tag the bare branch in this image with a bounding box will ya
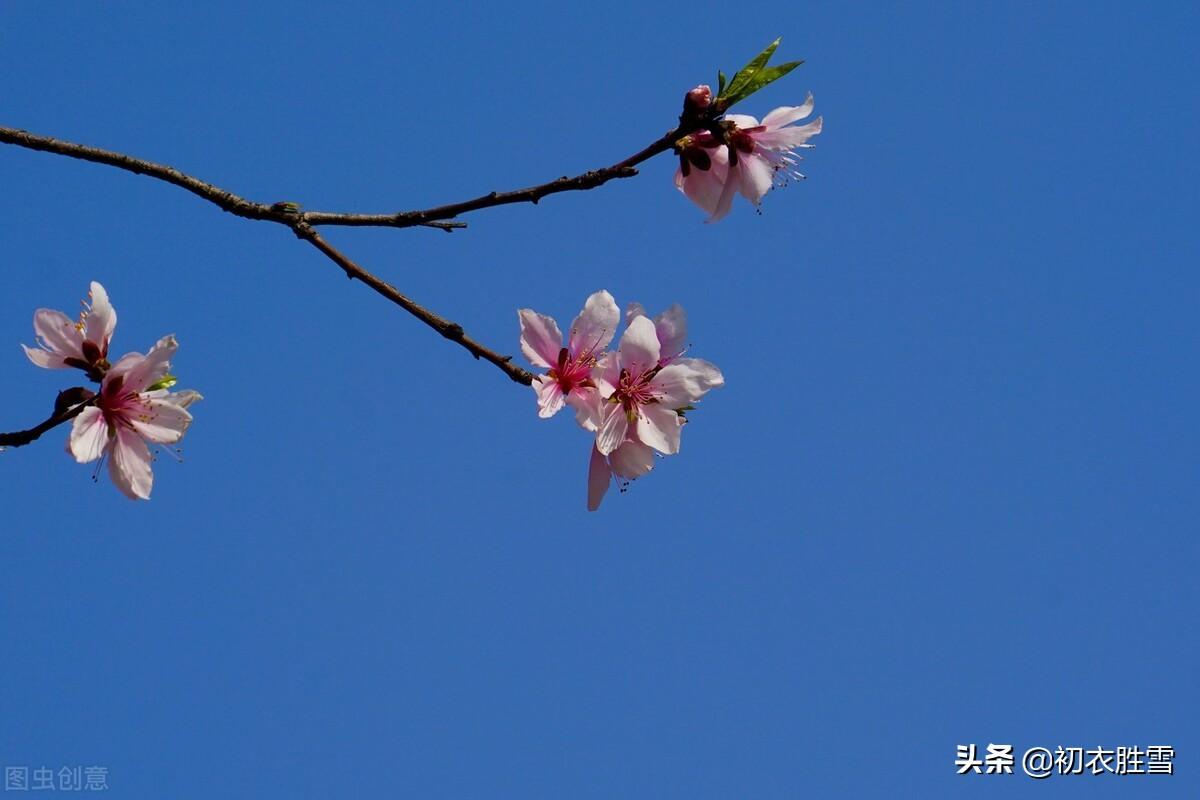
[0,124,684,230]
[291,222,534,386]
[0,391,95,448]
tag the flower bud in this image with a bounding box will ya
[683,84,712,114]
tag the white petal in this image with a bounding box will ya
[84,281,117,351]
[31,309,84,359]
[737,153,775,204]
[636,404,683,455]
[724,113,760,128]
[762,95,815,129]
[595,402,629,456]
[566,386,602,431]
[109,426,153,500]
[654,305,687,361]
[618,316,661,377]
[587,444,611,512]
[22,344,67,369]
[532,376,565,419]
[752,117,823,151]
[651,359,725,407]
[122,335,177,393]
[707,164,740,223]
[568,290,619,355]
[68,406,109,463]
[126,396,193,444]
[517,309,563,369]
[609,439,655,479]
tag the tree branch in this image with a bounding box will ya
[290,221,534,385]
[0,124,684,230]
[0,393,94,448]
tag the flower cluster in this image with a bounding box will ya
[22,282,200,500]
[519,291,723,510]
[675,87,822,222]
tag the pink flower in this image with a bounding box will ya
[22,281,118,377]
[674,94,822,222]
[68,335,201,500]
[519,290,619,421]
[585,314,724,508]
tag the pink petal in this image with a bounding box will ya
[737,153,775,205]
[22,344,68,369]
[677,149,730,218]
[595,402,629,456]
[654,304,688,362]
[624,302,647,325]
[532,375,566,419]
[568,290,619,355]
[618,316,661,377]
[762,96,815,129]
[636,404,683,455]
[724,113,760,128]
[68,406,109,463]
[587,444,611,512]
[83,281,117,351]
[609,439,655,479]
[651,360,725,406]
[126,396,193,444]
[109,426,154,500]
[122,335,177,393]
[565,386,602,431]
[752,117,823,151]
[31,308,84,360]
[517,309,563,369]
[707,164,740,223]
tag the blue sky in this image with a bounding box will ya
[1,2,1196,797]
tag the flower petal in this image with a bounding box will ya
[595,402,628,456]
[609,439,655,479]
[109,425,154,500]
[707,163,740,223]
[31,309,84,360]
[725,113,760,128]
[68,406,109,463]
[636,404,683,455]
[517,309,563,369]
[532,375,565,419]
[737,153,775,205]
[752,117,823,151]
[22,344,68,369]
[566,385,602,431]
[653,304,688,362]
[83,281,117,352]
[651,359,725,407]
[126,396,193,444]
[587,444,611,512]
[568,290,619,355]
[121,335,177,393]
[678,148,730,217]
[762,96,815,129]
[618,316,661,377]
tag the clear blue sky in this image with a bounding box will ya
[1,2,1196,797]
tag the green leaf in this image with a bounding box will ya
[716,38,804,110]
[722,38,781,103]
[717,70,727,96]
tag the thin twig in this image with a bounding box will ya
[291,222,534,385]
[0,125,684,230]
[0,395,94,448]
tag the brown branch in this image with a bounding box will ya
[0,124,685,230]
[0,391,95,448]
[291,222,534,385]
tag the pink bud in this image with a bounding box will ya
[684,84,712,112]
